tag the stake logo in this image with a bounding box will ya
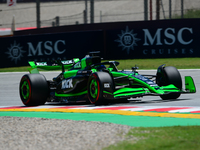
[6,41,26,64]
[115,26,140,54]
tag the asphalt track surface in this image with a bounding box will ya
[0,69,200,127]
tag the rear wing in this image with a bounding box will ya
[28,58,80,74]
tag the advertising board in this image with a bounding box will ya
[1,19,200,68]
[1,30,104,68]
[104,19,198,59]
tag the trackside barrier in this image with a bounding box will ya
[1,19,200,68]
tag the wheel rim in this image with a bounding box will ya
[21,80,31,100]
[89,78,98,99]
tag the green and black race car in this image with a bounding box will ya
[19,51,196,106]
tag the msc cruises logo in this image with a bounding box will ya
[6,41,26,64]
[115,26,140,54]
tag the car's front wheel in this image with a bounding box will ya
[156,66,182,100]
[87,72,113,105]
[19,74,49,106]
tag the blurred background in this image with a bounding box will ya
[1,0,200,29]
[1,0,200,68]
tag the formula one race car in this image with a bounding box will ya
[19,51,196,106]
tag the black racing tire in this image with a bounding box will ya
[87,72,113,105]
[19,74,49,106]
[156,66,182,100]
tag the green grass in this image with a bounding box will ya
[104,126,200,150]
[1,58,200,72]
[173,9,200,19]
[111,58,200,70]
[0,66,30,72]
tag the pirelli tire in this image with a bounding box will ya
[19,74,49,106]
[87,72,113,105]
[156,66,182,100]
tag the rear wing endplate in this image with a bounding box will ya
[28,58,80,74]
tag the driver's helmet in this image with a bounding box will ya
[96,65,106,70]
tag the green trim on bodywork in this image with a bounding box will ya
[111,72,195,98]
[28,61,39,74]
[29,61,37,68]
[28,58,80,73]
[131,77,158,93]
[81,57,87,69]
[73,58,80,63]
[160,84,180,92]
[108,68,113,71]
[113,87,150,98]
[185,76,196,93]
[63,70,78,79]
[112,84,184,98]
[114,88,149,95]
[35,64,73,70]
[55,91,87,97]
[112,72,158,94]
[112,72,166,95]
[91,69,97,73]
[112,72,129,78]
[28,68,39,74]
[103,91,113,95]
[114,91,147,98]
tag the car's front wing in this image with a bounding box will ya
[103,76,196,99]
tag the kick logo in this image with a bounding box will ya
[115,26,140,54]
[61,79,73,89]
[5,41,26,64]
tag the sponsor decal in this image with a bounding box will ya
[142,27,194,55]
[115,26,141,54]
[74,62,81,68]
[6,40,66,64]
[61,79,73,89]
[5,41,26,64]
[36,62,47,66]
[104,83,110,88]
[78,71,88,74]
[115,26,194,56]
[27,40,66,56]
[62,60,73,65]
[143,27,193,46]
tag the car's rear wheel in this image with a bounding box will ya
[87,72,113,105]
[156,66,182,100]
[19,74,49,106]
